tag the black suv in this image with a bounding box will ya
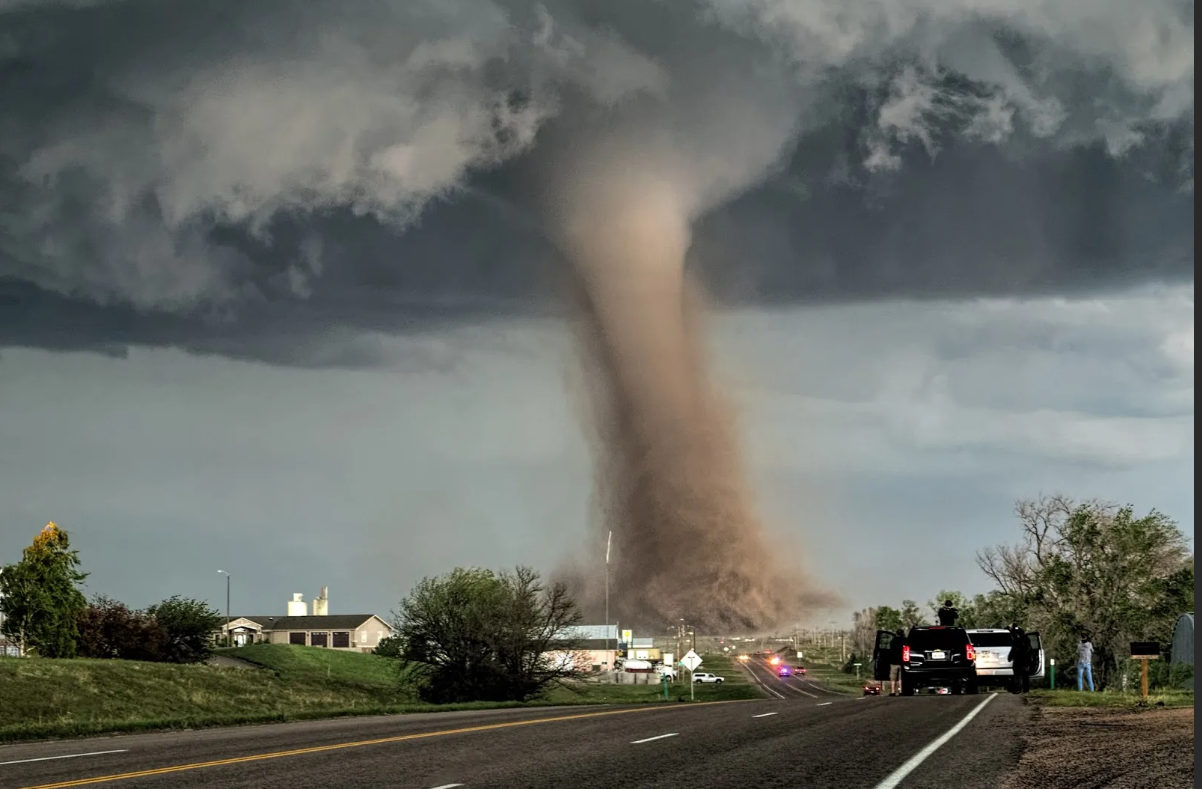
[873,626,978,695]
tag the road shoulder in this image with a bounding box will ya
[1003,703,1194,789]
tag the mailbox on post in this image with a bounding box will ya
[1129,641,1161,702]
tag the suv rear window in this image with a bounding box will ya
[968,632,1013,647]
[908,629,968,650]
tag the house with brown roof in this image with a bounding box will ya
[219,587,393,652]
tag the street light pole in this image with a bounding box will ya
[217,570,230,647]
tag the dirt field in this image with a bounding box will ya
[1004,704,1195,789]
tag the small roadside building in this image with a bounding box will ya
[219,588,393,652]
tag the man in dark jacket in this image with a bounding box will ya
[1008,625,1031,693]
[936,600,959,626]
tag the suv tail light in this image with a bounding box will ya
[965,643,976,662]
[902,645,911,663]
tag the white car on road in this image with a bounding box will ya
[692,672,724,684]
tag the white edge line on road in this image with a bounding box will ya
[743,664,787,700]
[428,784,464,789]
[752,712,778,718]
[817,702,833,707]
[0,749,129,767]
[631,733,679,745]
[871,694,998,789]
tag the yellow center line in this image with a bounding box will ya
[17,700,754,789]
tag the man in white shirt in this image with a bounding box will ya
[1077,636,1095,691]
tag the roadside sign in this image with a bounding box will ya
[681,650,702,672]
[621,629,633,644]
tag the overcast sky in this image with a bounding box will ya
[0,0,1193,628]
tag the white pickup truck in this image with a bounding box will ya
[692,672,724,684]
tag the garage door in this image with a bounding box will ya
[332,632,351,648]
[289,632,306,645]
[311,632,328,648]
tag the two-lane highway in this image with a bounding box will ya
[0,691,1027,789]
[741,655,847,701]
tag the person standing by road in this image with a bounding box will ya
[936,599,959,626]
[1077,635,1095,692]
[1008,625,1031,693]
[889,628,906,696]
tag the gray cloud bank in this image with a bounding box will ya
[0,0,1193,365]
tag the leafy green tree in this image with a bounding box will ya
[147,596,222,664]
[899,600,928,630]
[0,522,88,657]
[874,606,903,632]
[979,496,1193,689]
[372,635,403,658]
[394,566,584,703]
[969,590,1027,629]
[928,590,977,628]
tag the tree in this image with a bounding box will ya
[978,496,1193,689]
[394,566,585,704]
[928,590,977,628]
[372,635,403,658]
[850,608,879,657]
[899,600,927,630]
[0,522,88,658]
[76,596,166,661]
[875,606,903,633]
[969,590,1027,629]
[147,596,222,664]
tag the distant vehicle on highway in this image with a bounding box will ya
[796,667,807,676]
[966,628,1046,692]
[777,665,791,677]
[873,626,979,696]
[693,672,724,684]
[737,654,750,662]
[863,683,881,696]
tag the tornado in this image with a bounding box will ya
[544,146,832,634]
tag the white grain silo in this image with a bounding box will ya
[312,586,329,616]
[287,593,306,616]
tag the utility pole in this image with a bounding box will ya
[605,531,612,670]
[677,619,685,683]
[218,570,231,647]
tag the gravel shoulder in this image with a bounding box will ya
[1004,703,1194,789]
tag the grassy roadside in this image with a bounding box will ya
[1028,688,1195,709]
[790,646,864,696]
[0,647,760,743]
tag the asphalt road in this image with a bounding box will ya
[741,656,849,700]
[0,688,1027,789]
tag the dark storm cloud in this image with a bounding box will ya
[0,0,1193,365]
